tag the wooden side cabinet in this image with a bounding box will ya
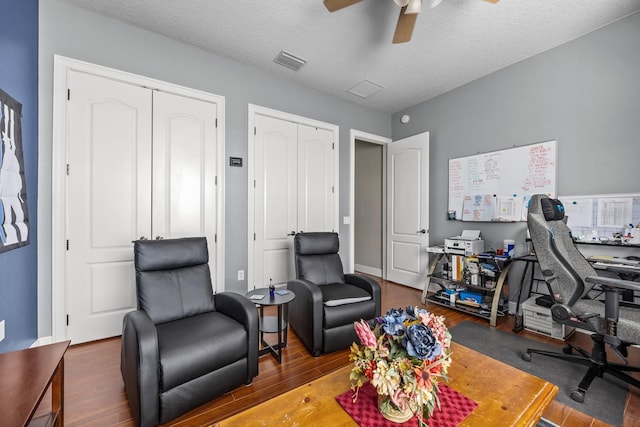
[0,340,70,426]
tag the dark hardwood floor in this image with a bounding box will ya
[36,277,640,426]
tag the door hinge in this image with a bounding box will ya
[254,126,257,135]
[254,233,256,241]
[215,118,218,128]
[67,89,70,100]
[214,233,217,243]
[66,315,69,326]
[332,142,335,150]
[254,179,256,188]
[66,164,70,176]
[66,240,69,250]
[215,176,218,185]
[332,186,335,193]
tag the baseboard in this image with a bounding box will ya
[354,264,382,277]
[31,336,53,347]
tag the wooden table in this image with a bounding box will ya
[214,342,557,426]
[0,340,70,427]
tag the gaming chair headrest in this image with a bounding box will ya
[540,197,565,221]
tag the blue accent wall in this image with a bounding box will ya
[0,0,39,352]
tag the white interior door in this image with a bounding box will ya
[152,91,218,285]
[386,132,430,288]
[297,124,335,233]
[253,115,298,288]
[66,71,152,343]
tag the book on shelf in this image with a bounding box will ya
[451,255,464,282]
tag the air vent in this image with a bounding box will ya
[274,50,307,71]
[346,79,385,99]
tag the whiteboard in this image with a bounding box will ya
[448,140,557,221]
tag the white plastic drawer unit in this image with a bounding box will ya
[522,296,574,341]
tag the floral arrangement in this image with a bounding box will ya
[350,307,452,425]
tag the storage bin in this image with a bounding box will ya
[459,291,482,305]
[522,296,574,341]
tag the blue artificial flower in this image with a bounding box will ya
[381,307,407,337]
[404,324,442,361]
[405,306,427,321]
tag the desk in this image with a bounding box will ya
[213,342,558,426]
[512,254,546,332]
[0,340,70,426]
[246,288,295,364]
[589,257,640,301]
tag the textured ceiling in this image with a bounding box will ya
[60,0,640,113]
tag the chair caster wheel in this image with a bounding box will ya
[562,345,573,355]
[570,389,585,403]
[521,351,532,362]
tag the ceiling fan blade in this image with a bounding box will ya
[323,0,363,12]
[393,6,418,44]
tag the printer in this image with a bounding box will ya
[444,230,485,256]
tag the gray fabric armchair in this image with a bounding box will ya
[287,232,381,356]
[121,237,259,426]
[522,194,640,402]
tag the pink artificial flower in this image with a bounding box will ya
[418,312,449,348]
[354,319,377,349]
[390,388,410,411]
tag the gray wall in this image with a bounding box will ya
[37,1,640,336]
[392,11,640,259]
[37,0,390,337]
[355,140,383,271]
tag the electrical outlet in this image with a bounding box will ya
[0,320,5,342]
[237,270,244,281]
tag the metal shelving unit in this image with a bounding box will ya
[422,252,512,327]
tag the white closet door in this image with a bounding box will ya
[253,115,298,288]
[66,71,152,343]
[297,124,335,233]
[386,132,430,288]
[152,91,218,286]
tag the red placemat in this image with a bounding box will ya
[336,382,478,427]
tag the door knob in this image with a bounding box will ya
[417,229,426,234]
[287,231,296,236]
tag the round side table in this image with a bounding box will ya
[246,288,295,364]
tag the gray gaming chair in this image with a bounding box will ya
[522,194,640,402]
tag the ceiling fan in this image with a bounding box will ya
[323,0,499,44]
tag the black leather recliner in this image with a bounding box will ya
[121,237,259,426]
[287,232,381,356]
